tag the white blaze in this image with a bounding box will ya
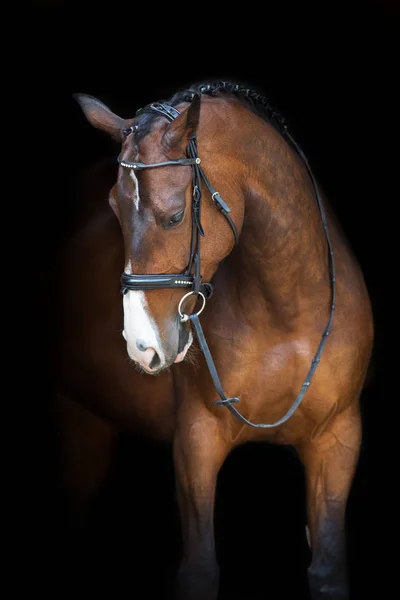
[122,265,165,369]
[120,167,193,369]
[121,173,163,369]
[129,170,140,211]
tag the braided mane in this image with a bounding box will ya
[133,80,288,143]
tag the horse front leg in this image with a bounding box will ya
[298,403,362,599]
[173,407,230,600]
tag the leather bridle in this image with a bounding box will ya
[119,101,238,303]
[117,97,336,429]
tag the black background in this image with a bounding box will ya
[18,2,394,598]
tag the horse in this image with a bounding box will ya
[51,80,374,599]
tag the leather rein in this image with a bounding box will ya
[118,99,336,428]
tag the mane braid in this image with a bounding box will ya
[133,80,288,143]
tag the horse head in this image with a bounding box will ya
[74,92,243,373]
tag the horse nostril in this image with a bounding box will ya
[136,340,147,352]
[135,340,161,370]
[149,351,161,370]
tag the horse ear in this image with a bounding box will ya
[73,94,128,142]
[161,94,201,155]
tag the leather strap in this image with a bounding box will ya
[120,272,214,298]
[118,157,199,170]
[189,314,239,407]
[136,102,181,121]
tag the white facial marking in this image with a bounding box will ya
[129,170,140,212]
[122,264,165,370]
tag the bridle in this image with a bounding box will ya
[117,96,336,429]
[119,101,238,304]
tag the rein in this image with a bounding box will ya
[118,99,336,428]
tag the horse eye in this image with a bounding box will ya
[167,210,185,227]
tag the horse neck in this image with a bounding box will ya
[227,116,331,321]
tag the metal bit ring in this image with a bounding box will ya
[178,291,206,323]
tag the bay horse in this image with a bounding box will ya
[52,81,373,599]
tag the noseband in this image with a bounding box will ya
[119,102,238,302]
[117,98,336,429]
